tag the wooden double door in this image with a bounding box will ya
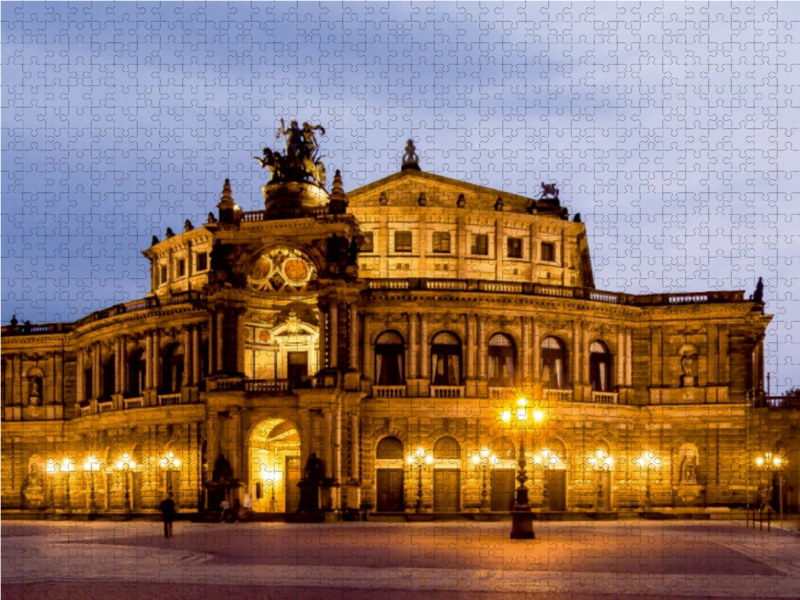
[490,469,516,511]
[434,469,461,512]
[546,470,567,511]
[376,469,405,512]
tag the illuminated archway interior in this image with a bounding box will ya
[249,418,301,512]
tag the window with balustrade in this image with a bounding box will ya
[589,341,613,392]
[375,331,405,386]
[541,336,569,389]
[101,358,115,399]
[161,343,185,394]
[431,331,463,386]
[488,333,516,386]
[127,348,146,397]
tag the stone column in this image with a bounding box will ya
[54,352,63,405]
[206,413,219,473]
[318,307,328,371]
[572,323,581,387]
[236,309,246,376]
[582,323,590,385]
[719,328,730,383]
[409,313,418,379]
[466,314,475,379]
[215,309,224,374]
[478,317,487,379]
[299,410,312,467]
[191,325,201,385]
[324,409,334,479]
[521,317,530,385]
[329,303,338,368]
[495,217,504,280]
[349,413,360,482]
[333,405,343,483]
[533,320,541,383]
[625,330,633,387]
[145,332,154,390]
[15,354,22,404]
[349,305,359,370]
[114,337,122,394]
[708,325,719,384]
[457,215,467,278]
[182,327,192,387]
[77,350,85,402]
[418,212,427,279]
[92,343,101,398]
[650,327,662,387]
[379,215,389,278]
[229,408,243,485]
[153,329,162,391]
[420,315,429,379]
[617,330,625,387]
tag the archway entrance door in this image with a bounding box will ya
[490,469,516,511]
[546,470,567,511]
[375,437,406,512]
[249,418,301,513]
[433,437,461,512]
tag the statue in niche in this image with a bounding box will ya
[680,352,698,387]
[680,454,698,485]
[212,453,233,482]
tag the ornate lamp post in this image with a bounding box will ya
[755,452,787,525]
[505,398,543,539]
[62,458,74,514]
[45,459,58,511]
[407,449,432,513]
[116,453,136,515]
[636,451,660,510]
[588,450,613,512]
[472,449,495,512]
[160,451,181,495]
[84,455,101,514]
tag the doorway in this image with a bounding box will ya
[596,470,611,511]
[546,470,567,511]
[249,418,301,513]
[287,352,308,387]
[433,469,460,512]
[377,468,405,512]
[490,469,516,511]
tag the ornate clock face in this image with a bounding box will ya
[248,248,315,292]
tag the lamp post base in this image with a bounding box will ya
[510,511,535,539]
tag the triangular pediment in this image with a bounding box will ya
[346,169,538,213]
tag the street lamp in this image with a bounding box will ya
[472,449,495,512]
[755,452,787,524]
[84,455,101,514]
[407,448,432,513]
[45,459,58,511]
[506,397,542,539]
[636,451,661,510]
[116,452,136,515]
[62,457,75,514]
[588,450,613,512]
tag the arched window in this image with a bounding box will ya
[376,436,404,460]
[542,336,568,389]
[102,357,115,399]
[431,332,462,386]
[488,436,516,461]
[589,341,613,392]
[488,333,516,386]
[127,348,146,397]
[161,344,185,394]
[434,436,460,459]
[375,331,405,386]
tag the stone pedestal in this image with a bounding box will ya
[674,484,705,506]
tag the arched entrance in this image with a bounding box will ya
[433,436,461,512]
[249,418,301,513]
[375,436,405,512]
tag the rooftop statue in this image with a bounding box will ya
[254,118,327,187]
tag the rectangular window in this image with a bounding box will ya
[361,231,375,253]
[196,252,208,272]
[432,231,451,253]
[471,233,489,255]
[178,259,186,277]
[541,242,556,262]
[394,230,412,253]
[507,237,523,259]
[159,266,168,286]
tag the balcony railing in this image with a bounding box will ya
[373,385,407,398]
[543,388,574,402]
[365,278,748,307]
[158,393,182,406]
[488,386,517,400]
[591,391,618,404]
[431,385,464,399]
[244,379,290,393]
[761,396,800,409]
[123,397,144,410]
[97,400,113,413]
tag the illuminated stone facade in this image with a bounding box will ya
[1,144,792,518]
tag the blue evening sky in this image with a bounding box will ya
[3,2,800,391]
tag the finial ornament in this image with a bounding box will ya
[401,139,420,171]
[254,118,327,187]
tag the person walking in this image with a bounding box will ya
[159,492,176,538]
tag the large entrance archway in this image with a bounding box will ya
[249,418,301,513]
